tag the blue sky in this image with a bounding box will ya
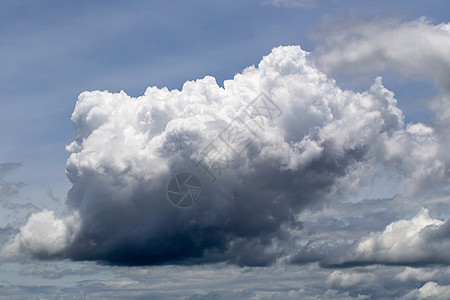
[1,0,450,298]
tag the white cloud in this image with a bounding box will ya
[331,209,450,266]
[380,122,447,193]
[402,281,450,300]
[1,209,80,259]
[395,267,438,282]
[326,270,375,290]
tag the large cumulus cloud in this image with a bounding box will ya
[2,45,445,266]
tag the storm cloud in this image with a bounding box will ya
[3,43,447,267]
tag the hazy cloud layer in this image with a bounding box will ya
[268,0,316,8]
[1,261,449,299]
[0,163,23,199]
[315,18,450,90]
[315,17,450,129]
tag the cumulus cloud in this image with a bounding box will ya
[380,123,447,192]
[402,281,450,300]
[2,42,448,267]
[0,209,80,260]
[328,209,450,266]
[60,45,417,266]
[326,270,375,290]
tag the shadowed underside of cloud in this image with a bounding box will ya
[2,33,449,266]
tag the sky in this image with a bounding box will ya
[1,0,450,298]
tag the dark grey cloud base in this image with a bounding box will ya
[65,148,367,266]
